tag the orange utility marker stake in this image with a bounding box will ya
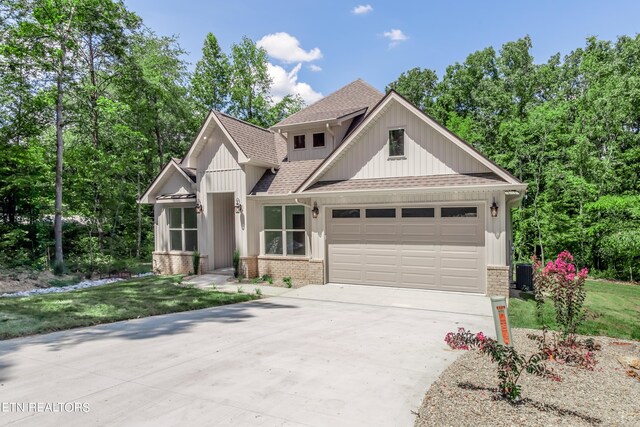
[490,296,512,346]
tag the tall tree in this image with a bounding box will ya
[191,32,229,115]
[228,36,272,126]
[385,67,438,113]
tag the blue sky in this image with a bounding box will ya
[125,0,640,104]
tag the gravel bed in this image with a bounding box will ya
[0,272,155,298]
[415,328,640,426]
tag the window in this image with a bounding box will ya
[365,208,396,218]
[332,209,360,218]
[313,132,325,148]
[169,207,198,251]
[441,207,478,218]
[293,134,306,149]
[263,205,306,256]
[402,207,434,218]
[389,128,405,157]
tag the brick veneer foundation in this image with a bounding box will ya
[487,265,510,298]
[153,252,208,275]
[239,256,258,278]
[253,256,324,284]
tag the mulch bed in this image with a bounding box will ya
[415,328,640,426]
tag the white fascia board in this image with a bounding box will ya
[138,159,194,204]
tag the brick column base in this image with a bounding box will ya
[239,256,258,278]
[487,265,510,298]
[153,252,209,275]
[257,256,324,285]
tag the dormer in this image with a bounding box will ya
[271,79,383,162]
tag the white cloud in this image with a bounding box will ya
[267,63,323,105]
[308,64,322,72]
[352,4,373,15]
[382,29,408,47]
[257,32,322,63]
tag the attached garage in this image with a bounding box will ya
[327,205,485,293]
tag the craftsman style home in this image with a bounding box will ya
[140,79,526,297]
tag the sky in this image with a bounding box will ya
[124,0,640,104]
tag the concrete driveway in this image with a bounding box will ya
[0,284,494,426]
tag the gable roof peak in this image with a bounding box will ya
[272,78,384,128]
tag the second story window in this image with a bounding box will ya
[294,134,306,149]
[389,128,405,157]
[313,132,325,148]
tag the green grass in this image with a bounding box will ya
[0,275,257,340]
[509,280,640,340]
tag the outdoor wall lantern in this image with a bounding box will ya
[490,200,499,218]
[234,198,243,214]
[312,202,320,219]
[195,200,203,214]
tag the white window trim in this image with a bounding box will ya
[263,205,307,256]
[388,126,406,159]
[293,134,306,150]
[312,132,326,149]
[168,207,197,252]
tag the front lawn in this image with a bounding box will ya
[509,280,640,340]
[0,275,257,340]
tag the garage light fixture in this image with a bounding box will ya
[234,198,243,214]
[490,200,499,218]
[312,202,320,219]
[195,200,203,214]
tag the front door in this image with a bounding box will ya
[212,192,236,269]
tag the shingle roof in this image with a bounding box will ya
[303,173,506,193]
[213,111,286,165]
[250,159,324,195]
[273,79,384,128]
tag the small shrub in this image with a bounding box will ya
[255,288,262,296]
[48,276,82,287]
[233,249,240,278]
[237,274,244,283]
[237,286,244,294]
[251,277,262,284]
[533,251,588,340]
[261,274,273,285]
[445,328,558,403]
[192,251,201,275]
[52,260,66,276]
[527,329,600,370]
[283,276,292,288]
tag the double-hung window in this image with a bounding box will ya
[264,205,306,256]
[169,207,197,251]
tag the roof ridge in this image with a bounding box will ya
[213,110,273,134]
[355,78,384,96]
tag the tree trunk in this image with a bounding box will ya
[136,171,142,259]
[54,44,66,267]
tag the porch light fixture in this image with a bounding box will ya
[234,198,243,214]
[195,200,203,214]
[490,200,499,218]
[312,202,319,219]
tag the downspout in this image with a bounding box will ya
[326,123,335,150]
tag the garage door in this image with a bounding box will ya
[327,205,485,293]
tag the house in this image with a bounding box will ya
[139,79,526,297]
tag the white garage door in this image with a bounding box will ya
[327,205,485,293]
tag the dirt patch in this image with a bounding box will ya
[415,328,640,426]
[0,268,56,294]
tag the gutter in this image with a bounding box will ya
[247,183,529,199]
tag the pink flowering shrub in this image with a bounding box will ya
[444,328,558,403]
[533,251,588,341]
